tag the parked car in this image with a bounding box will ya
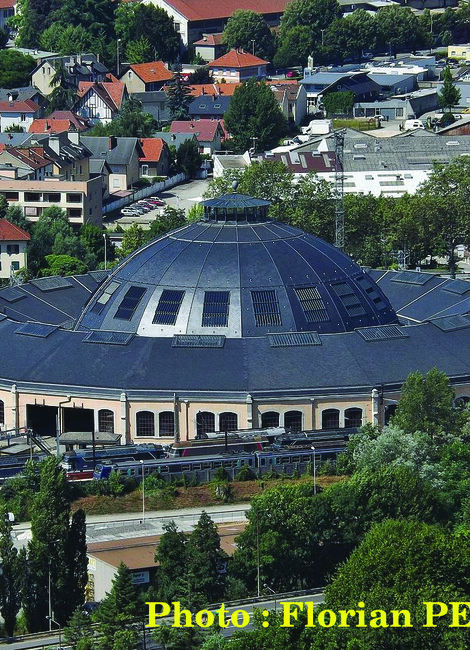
[121,208,140,216]
[149,196,165,206]
[131,204,149,213]
[137,201,154,209]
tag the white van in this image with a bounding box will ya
[404,119,425,131]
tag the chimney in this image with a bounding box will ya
[7,93,13,102]
[49,134,60,155]
[69,131,80,145]
[108,135,117,150]
[202,87,205,94]
[44,121,49,131]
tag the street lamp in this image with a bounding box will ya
[46,616,62,650]
[116,38,122,78]
[103,232,107,271]
[311,446,316,495]
[264,583,277,613]
[140,459,145,523]
[251,39,255,56]
[48,539,60,631]
[321,29,326,46]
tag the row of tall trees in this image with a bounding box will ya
[0,458,87,635]
[206,156,470,273]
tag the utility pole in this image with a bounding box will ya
[334,129,346,251]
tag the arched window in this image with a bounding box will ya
[159,411,174,437]
[284,410,303,432]
[98,409,114,433]
[196,411,215,437]
[219,412,238,432]
[322,409,339,430]
[136,411,155,437]
[344,408,363,429]
[455,396,470,409]
[261,411,280,428]
[0,399,4,425]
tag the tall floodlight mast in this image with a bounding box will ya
[334,129,346,250]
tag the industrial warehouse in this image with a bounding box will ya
[0,192,469,447]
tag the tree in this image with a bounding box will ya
[279,0,341,39]
[13,0,57,47]
[177,139,202,177]
[125,36,154,64]
[94,562,140,650]
[118,223,147,260]
[187,67,213,85]
[392,368,457,440]
[0,505,21,637]
[322,90,355,116]
[376,5,421,57]
[80,223,109,269]
[22,457,77,630]
[115,2,179,64]
[167,66,192,121]
[186,511,227,607]
[222,10,275,60]
[63,606,94,649]
[154,521,188,603]
[438,65,461,112]
[321,519,470,649]
[89,98,157,138]
[0,50,36,88]
[417,157,470,277]
[39,254,88,277]
[224,79,287,153]
[148,205,186,238]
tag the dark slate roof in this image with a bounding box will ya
[81,137,141,165]
[188,95,231,117]
[77,219,397,337]
[131,91,171,124]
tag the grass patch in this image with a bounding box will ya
[333,118,379,131]
[71,475,345,516]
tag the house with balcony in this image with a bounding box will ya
[0,218,30,278]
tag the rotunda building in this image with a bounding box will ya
[0,193,468,444]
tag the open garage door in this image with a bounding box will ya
[26,404,58,437]
[63,407,94,433]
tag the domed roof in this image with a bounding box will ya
[78,195,397,338]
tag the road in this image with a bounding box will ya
[1,592,325,650]
[12,503,250,548]
[160,177,210,214]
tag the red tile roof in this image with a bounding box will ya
[139,138,166,162]
[170,119,224,142]
[209,50,269,69]
[4,145,52,170]
[189,83,240,97]
[160,0,288,21]
[29,111,93,134]
[128,61,173,84]
[193,33,224,46]
[0,219,30,242]
[0,99,40,114]
[0,0,15,8]
[77,80,125,110]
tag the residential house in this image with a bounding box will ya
[169,120,225,154]
[82,136,143,196]
[0,99,41,132]
[0,132,102,226]
[0,218,29,278]
[299,70,381,114]
[193,33,226,62]
[448,44,470,61]
[0,0,15,33]
[188,94,231,120]
[31,54,109,97]
[208,50,268,84]
[130,91,171,125]
[74,80,127,125]
[269,82,307,127]
[138,138,171,178]
[141,0,288,48]
[152,131,199,152]
[188,83,240,98]
[0,87,47,111]
[29,111,93,135]
[120,61,173,93]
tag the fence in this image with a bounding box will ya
[102,172,187,216]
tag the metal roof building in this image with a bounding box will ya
[1,194,470,443]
